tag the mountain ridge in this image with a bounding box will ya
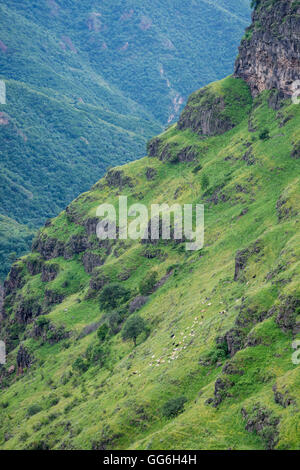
[0,0,251,279]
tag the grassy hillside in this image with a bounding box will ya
[0,0,250,279]
[0,215,35,280]
[0,76,299,450]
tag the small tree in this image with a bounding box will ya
[162,396,187,419]
[97,323,109,342]
[122,315,147,347]
[99,283,131,311]
[201,174,209,190]
[72,357,88,374]
[259,128,270,140]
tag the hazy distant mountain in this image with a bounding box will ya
[0,0,250,278]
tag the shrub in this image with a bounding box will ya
[139,271,158,295]
[97,324,110,342]
[72,357,89,374]
[122,315,147,347]
[192,164,202,174]
[162,396,187,419]
[99,283,131,311]
[46,395,59,408]
[259,128,270,140]
[201,174,210,190]
[86,344,108,367]
[27,404,43,417]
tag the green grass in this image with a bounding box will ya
[0,77,299,450]
[0,0,251,279]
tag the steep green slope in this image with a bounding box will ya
[0,0,250,279]
[0,76,299,450]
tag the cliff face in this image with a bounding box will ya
[234,0,300,97]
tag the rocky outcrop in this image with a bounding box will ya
[32,320,69,345]
[147,139,197,163]
[234,0,300,98]
[4,264,25,297]
[273,384,295,408]
[212,376,234,407]
[64,234,88,259]
[16,345,32,374]
[216,328,245,358]
[106,169,133,189]
[222,362,244,376]
[145,167,157,180]
[84,217,100,237]
[89,271,109,293]
[291,142,300,160]
[177,88,234,136]
[41,263,59,282]
[129,296,149,314]
[32,235,65,260]
[44,290,64,307]
[147,137,161,158]
[242,148,256,166]
[274,295,300,333]
[176,76,252,137]
[26,257,44,276]
[82,252,104,274]
[234,240,262,281]
[241,403,280,450]
[15,297,43,324]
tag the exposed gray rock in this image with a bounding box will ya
[275,295,300,333]
[32,234,65,260]
[106,169,133,188]
[44,290,64,307]
[222,362,244,376]
[84,217,100,237]
[82,252,104,274]
[216,328,245,358]
[234,1,300,98]
[268,89,285,111]
[242,148,256,166]
[177,88,234,136]
[15,297,43,324]
[145,167,157,180]
[89,271,109,292]
[147,137,162,158]
[17,345,32,374]
[212,376,234,407]
[129,296,149,314]
[273,384,295,408]
[26,257,44,276]
[64,234,88,259]
[4,264,25,297]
